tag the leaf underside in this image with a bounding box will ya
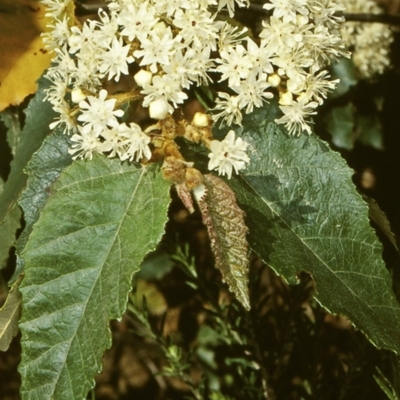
[217,99,400,354]
[195,174,250,310]
[19,157,171,400]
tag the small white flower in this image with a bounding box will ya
[208,130,250,179]
[49,100,77,134]
[42,0,72,18]
[133,27,176,73]
[141,74,187,109]
[44,73,68,106]
[233,72,273,114]
[98,36,134,82]
[173,7,218,50]
[119,123,152,162]
[212,92,243,127]
[117,2,158,42]
[101,126,128,159]
[216,44,252,87]
[275,98,318,135]
[218,22,248,51]
[42,15,71,50]
[68,21,99,55]
[217,0,249,17]
[78,89,124,136]
[68,129,102,160]
[263,0,308,24]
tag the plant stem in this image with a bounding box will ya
[247,3,400,25]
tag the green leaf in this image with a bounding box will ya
[19,157,171,400]
[0,107,22,156]
[0,274,22,351]
[222,100,400,354]
[357,113,384,150]
[11,129,72,282]
[325,103,355,150]
[0,75,55,225]
[194,174,250,310]
[366,196,398,251]
[329,57,358,99]
[0,177,21,269]
[138,248,175,281]
[374,367,399,400]
[16,129,72,254]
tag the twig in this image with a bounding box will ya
[74,0,400,25]
[338,12,400,24]
[247,3,400,25]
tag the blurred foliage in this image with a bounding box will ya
[318,58,385,151]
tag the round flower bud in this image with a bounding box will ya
[279,91,293,106]
[153,21,167,36]
[149,98,169,120]
[71,88,86,103]
[192,112,211,128]
[277,68,285,76]
[134,70,152,88]
[268,74,281,87]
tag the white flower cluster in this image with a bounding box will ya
[250,0,349,135]
[41,0,347,174]
[337,0,393,80]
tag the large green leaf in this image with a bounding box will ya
[19,157,171,400]
[221,100,400,353]
[0,75,55,225]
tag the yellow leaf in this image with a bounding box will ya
[0,0,53,111]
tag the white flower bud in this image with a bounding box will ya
[192,112,211,128]
[296,14,309,27]
[149,98,169,120]
[134,70,152,88]
[268,74,281,87]
[153,21,167,36]
[279,91,293,106]
[297,92,308,102]
[71,88,86,104]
